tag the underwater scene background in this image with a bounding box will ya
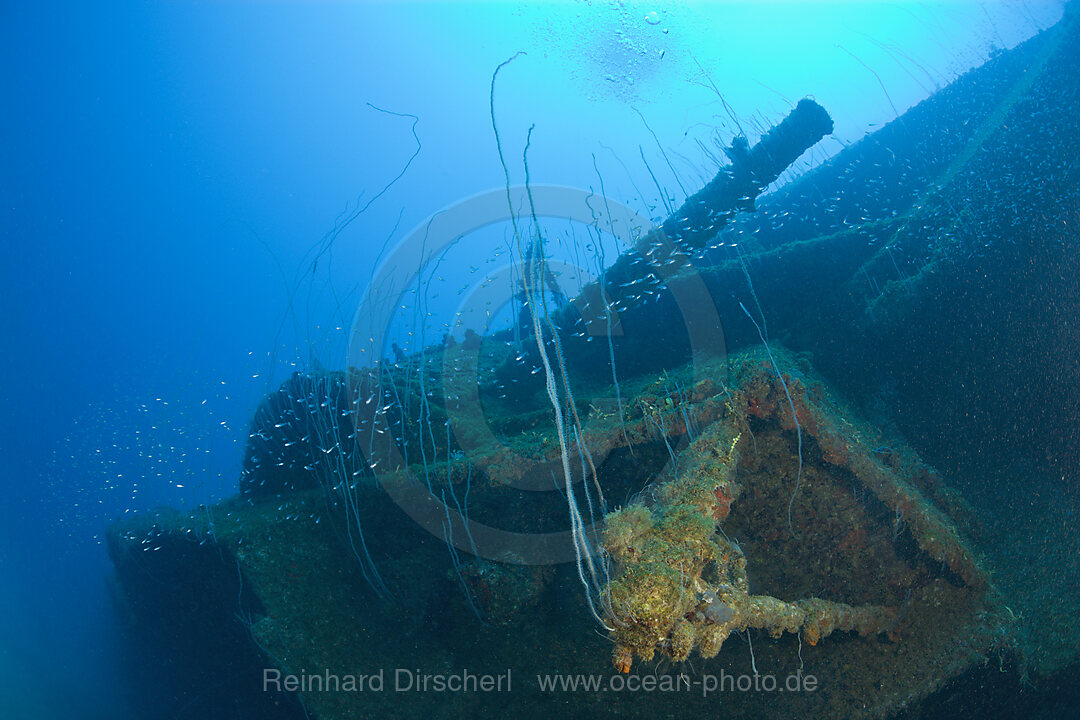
[2,2,1078,718]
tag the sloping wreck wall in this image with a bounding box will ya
[699,7,1080,488]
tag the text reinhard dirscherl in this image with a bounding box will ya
[263,668,512,694]
[263,668,819,696]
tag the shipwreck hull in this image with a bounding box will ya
[108,349,1008,720]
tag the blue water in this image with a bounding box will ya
[0,2,1067,717]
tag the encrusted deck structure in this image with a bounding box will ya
[108,349,1008,720]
